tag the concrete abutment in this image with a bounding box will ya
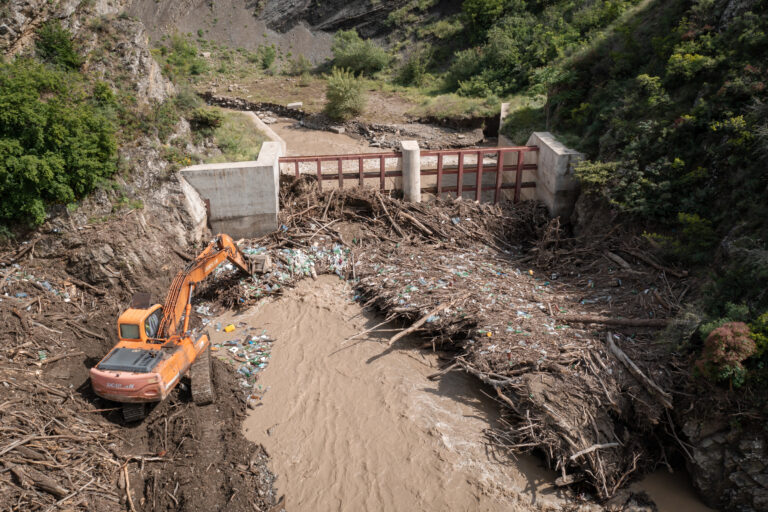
[180,141,283,239]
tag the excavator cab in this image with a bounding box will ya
[116,297,164,343]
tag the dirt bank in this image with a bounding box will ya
[213,276,564,511]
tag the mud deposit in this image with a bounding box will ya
[209,276,564,511]
[271,120,379,157]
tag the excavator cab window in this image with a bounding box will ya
[120,324,140,340]
[145,308,163,340]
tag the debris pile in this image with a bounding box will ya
[0,366,121,510]
[211,320,275,406]
[214,178,691,499]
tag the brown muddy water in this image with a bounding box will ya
[210,277,714,512]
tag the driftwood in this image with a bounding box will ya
[561,315,668,327]
[67,276,107,295]
[172,248,193,262]
[376,194,406,238]
[343,317,396,343]
[398,211,433,236]
[124,465,137,512]
[40,351,85,366]
[8,463,69,498]
[387,295,467,346]
[427,362,458,381]
[67,320,107,341]
[570,442,620,461]
[606,332,673,409]
[604,251,632,270]
[622,248,688,278]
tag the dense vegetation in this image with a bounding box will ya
[375,0,768,389]
[0,24,117,227]
[544,0,768,386]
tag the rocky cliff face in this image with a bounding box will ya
[1,0,173,104]
[261,0,401,37]
[1,0,195,257]
[126,0,408,62]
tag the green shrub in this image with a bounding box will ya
[152,100,182,141]
[158,34,206,79]
[423,17,464,40]
[331,29,389,76]
[92,81,116,107]
[190,107,223,136]
[699,302,751,339]
[462,0,513,35]
[750,313,768,357]
[0,59,117,226]
[256,44,276,70]
[445,48,484,90]
[287,54,312,76]
[324,68,365,121]
[35,20,83,70]
[396,52,430,87]
[298,71,312,87]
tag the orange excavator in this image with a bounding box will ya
[90,234,253,421]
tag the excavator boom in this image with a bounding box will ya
[158,234,252,339]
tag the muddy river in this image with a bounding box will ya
[207,276,715,511]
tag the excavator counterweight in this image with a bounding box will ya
[89,234,253,421]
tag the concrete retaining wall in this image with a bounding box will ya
[180,141,283,239]
[525,132,583,219]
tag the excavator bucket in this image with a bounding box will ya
[247,254,272,275]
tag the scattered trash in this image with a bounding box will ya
[224,324,236,333]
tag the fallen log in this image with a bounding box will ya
[387,294,468,346]
[398,211,433,236]
[606,332,673,409]
[8,463,69,498]
[622,248,688,278]
[560,315,668,327]
[388,302,452,346]
[604,251,632,270]
[40,351,85,366]
[67,277,107,296]
[427,362,458,381]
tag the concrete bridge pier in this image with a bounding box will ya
[401,140,421,203]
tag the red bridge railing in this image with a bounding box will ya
[279,151,403,192]
[278,146,538,203]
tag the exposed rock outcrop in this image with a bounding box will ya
[684,417,768,511]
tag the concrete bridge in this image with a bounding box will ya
[179,110,583,240]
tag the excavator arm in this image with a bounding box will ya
[156,234,252,339]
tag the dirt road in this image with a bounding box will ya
[271,120,379,156]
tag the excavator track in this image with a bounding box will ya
[122,403,146,422]
[191,345,215,405]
